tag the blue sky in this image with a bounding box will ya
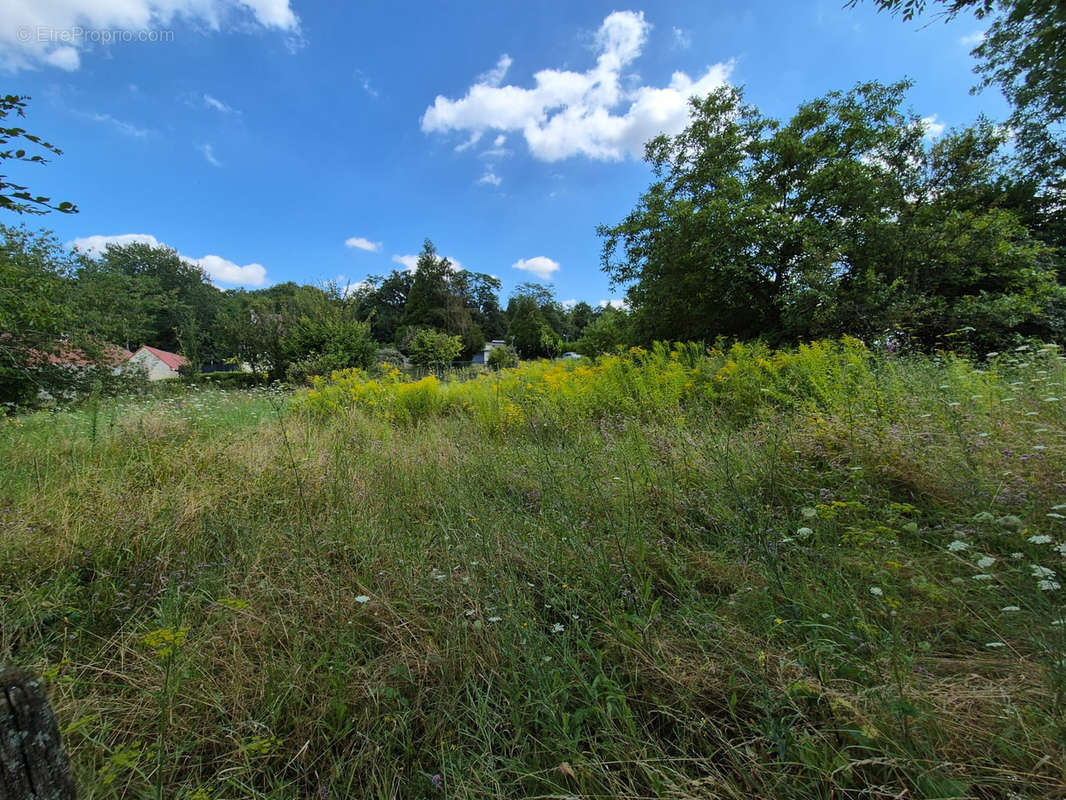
[3,0,1007,306]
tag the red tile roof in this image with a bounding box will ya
[135,346,189,370]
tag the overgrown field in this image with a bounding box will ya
[2,341,1066,799]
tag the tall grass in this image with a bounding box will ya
[1,341,1064,798]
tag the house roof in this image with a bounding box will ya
[49,344,133,367]
[0,334,132,367]
[134,345,189,370]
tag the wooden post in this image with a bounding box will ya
[0,668,76,800]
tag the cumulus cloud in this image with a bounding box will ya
[69,233,268,286]
[199,143,222,166]
[920,114,946,139]
[598,298,629,309]
[193,254,266,285]
[421,11,733,162]
[345,236,382,252]
[1,0,299,72]
[960,31,985,47]
[477,171,502,186]
[512,256,560,280]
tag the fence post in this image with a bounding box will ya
[1,668,76,800]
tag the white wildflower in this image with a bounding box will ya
[948,540,970,552]
[1031,565,1056,579]
[487,616,502,623]
[354,595,370,604]
[551,623,565,633]
[869,586,884,596]
[1028,535,1053,545]
[972,574,994,580]
[1038,580,1061,591]
[1001,606,1021,612]
[976,556,996,569]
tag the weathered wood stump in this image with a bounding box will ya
[0,668,76,800]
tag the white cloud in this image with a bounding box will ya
[203,93,236,113]
[422,11,734,162]
[672,27,691,49]
[598,298,629,309]
[960,31,985,47]
[392,253,462,273]
[44,46,80,70]
[477,54,513,87]
[512,256,560,280]
[921,114,946,140]
[392,254,419,271]
[192,254,266,285]
[199,143,222,166]
[345,236,382,252]
[560,298,578,309]
[70,233,162,253]
[86,112,149,137]
[69,233,268,287]
[0,0,299,72]
[477,171,502,186]
[493,134,506,147]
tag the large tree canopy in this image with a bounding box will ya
[600,81,1063,350]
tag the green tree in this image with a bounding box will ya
[600,81,1062,349]
[1,95,78,216]
[486,344,519,369]
[352,269,415,344]
[0,225,85,405]
[81,242,225,364]
[400,238,493,357]
[574,307,632,355]
[568,301,595,339]
[506,292,562,358]
[408,328,462,370]
[75,260,161,352]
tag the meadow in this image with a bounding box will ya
[2,340,1065,799]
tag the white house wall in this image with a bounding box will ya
[127,351,178,381]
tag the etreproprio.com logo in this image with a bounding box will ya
[16,26,175,44]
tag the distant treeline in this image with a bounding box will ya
[0,228,623,404]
